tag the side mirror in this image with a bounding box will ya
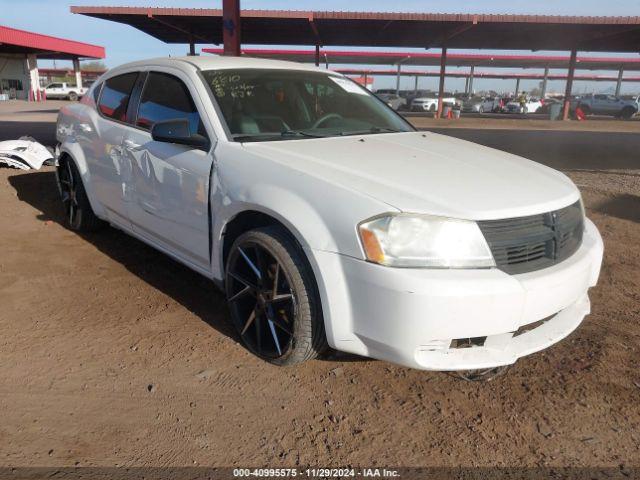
[151,119,209,150]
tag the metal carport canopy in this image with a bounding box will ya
[336,68,640,83]
[0,25,105,59]
[69,7,640,53]
[203,48,640,71]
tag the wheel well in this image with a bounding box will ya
[222,211,297,268]
[58,152,71,167]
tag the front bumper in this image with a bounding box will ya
[313,218,603,370]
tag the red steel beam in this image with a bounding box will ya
[222,0,241,56]
[337,68,640,82]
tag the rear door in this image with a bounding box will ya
[122,69,215,271]
[92,71,140,228]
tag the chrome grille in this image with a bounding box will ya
[478,201,584,275]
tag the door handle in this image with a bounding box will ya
[123,139,141,150]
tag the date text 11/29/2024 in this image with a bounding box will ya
[233,468,400,477]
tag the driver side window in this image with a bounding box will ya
[136,72,206,137]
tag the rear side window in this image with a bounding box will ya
[98,73,138,122]
[136,72,204,135]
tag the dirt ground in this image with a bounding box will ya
[0,104,639,470]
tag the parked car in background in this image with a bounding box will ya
[479,96,502,113]
[55,56,603,373]
[462,96,485,113]
[575,94,638,119]
[44,82,87,101]
[505,97,543,114]
[375,93,406,111]
[411,93,457,112]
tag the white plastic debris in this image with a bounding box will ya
[0,137,53,170]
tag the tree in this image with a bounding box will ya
[81,61,107,72]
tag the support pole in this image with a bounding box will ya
[464,76,469,95]
[468,65,475,94]
[515,78,521,96]
[562,48,578,120]
[222,0,241,56]
[616,67,624,97]
[25,54,40,101]
[414,75,418,96]
[72,57,83,90]
[315,44,320,67]
[395,64,401,95]
[541,67,549,98]
[436,46,447,118]
[189,39,196,56]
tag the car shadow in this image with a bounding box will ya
[591,193,640,224]
[8,169,238,342]
[8,169,372,363]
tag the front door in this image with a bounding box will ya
[122,70,214,271]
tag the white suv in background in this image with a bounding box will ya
[410,94,457,112]
[44,82,87,101]
[55,56,603,372]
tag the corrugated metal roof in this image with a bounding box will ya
[69,6,640,52]
[0,25,105,59]
[70,7,640,24]
[203,47,640,71]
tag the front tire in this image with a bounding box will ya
[225,226,327,366]
[58,157,104,232]
[621,106,636,120]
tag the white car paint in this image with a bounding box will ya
[0,139,52,170]
[410,96,456,112]
[55,56,603,371]
[505,99,543,114]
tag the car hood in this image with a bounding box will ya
[242,131,579,220]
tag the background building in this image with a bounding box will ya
[0,25,105,100]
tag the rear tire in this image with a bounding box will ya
[225,226,327,366]
[58,157,104,232]
[68,91,78,101]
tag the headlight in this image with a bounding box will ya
[358,214,495,268]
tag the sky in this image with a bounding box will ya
[3,0,640,93]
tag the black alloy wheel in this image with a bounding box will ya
[58,158,103,232]
[225,227,326,365]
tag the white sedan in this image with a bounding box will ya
[55,56,603,372]
[505,98,543,114]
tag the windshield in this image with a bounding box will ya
[201,69,414,142]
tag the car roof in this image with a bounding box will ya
[108,55,330,75]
